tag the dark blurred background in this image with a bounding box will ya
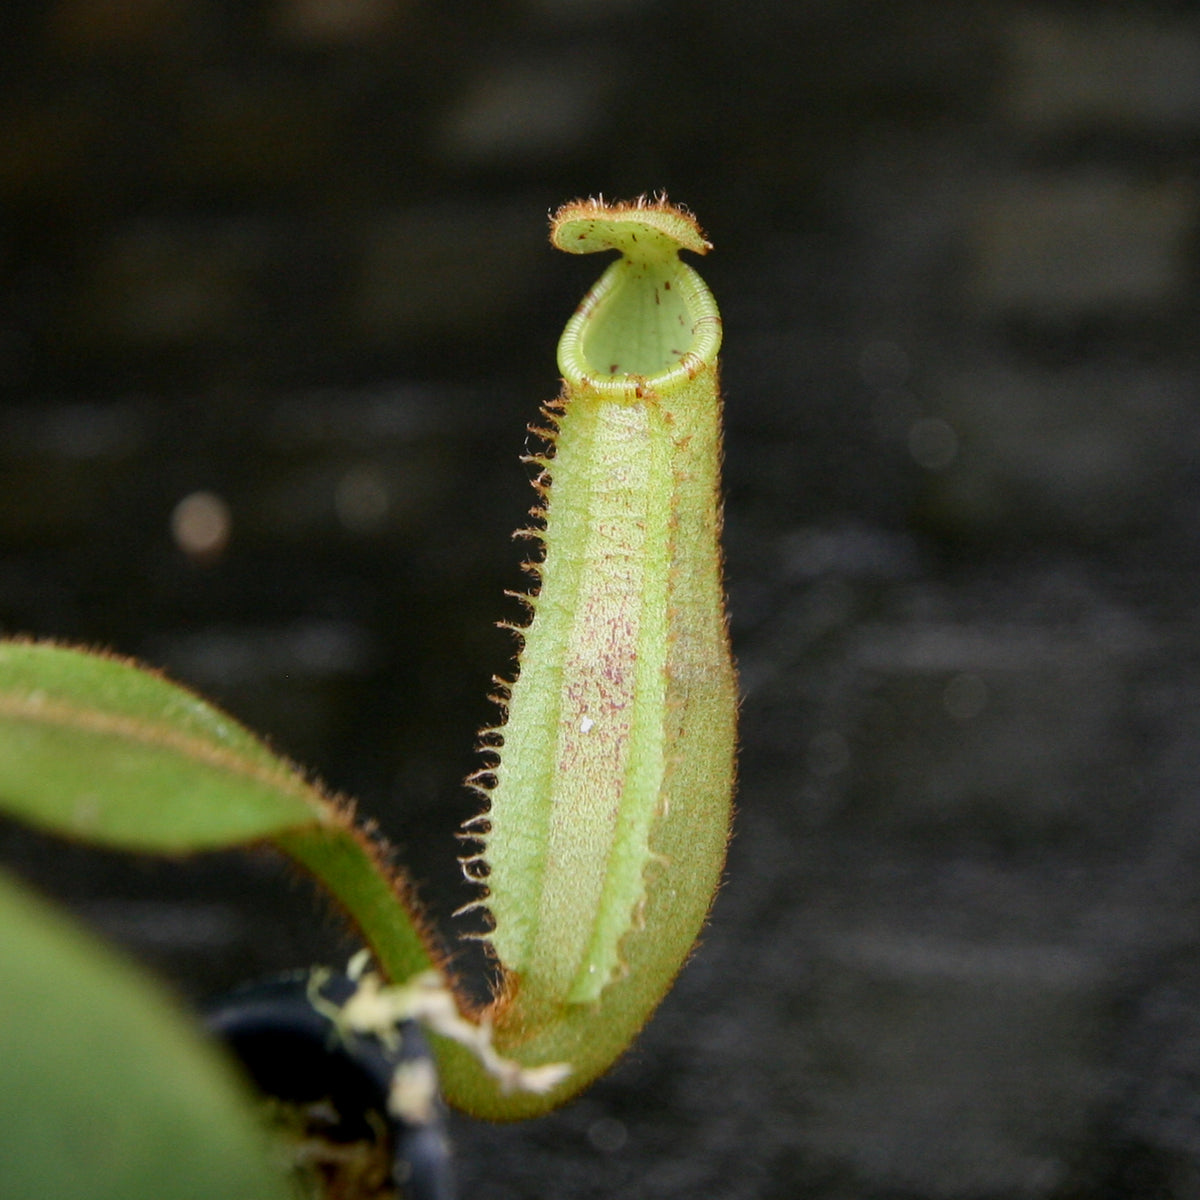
[3,1,1200,1196]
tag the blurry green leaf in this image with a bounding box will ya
[0,640,326,850]
[0,867,291,1200]
[0,639,439,986]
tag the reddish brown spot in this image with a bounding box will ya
[663,280,671,290]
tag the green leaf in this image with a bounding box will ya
[0,639,441,987]
[0,867,291,1200]
[0,641,326,851]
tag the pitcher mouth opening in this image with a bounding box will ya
[551,198,723,399]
